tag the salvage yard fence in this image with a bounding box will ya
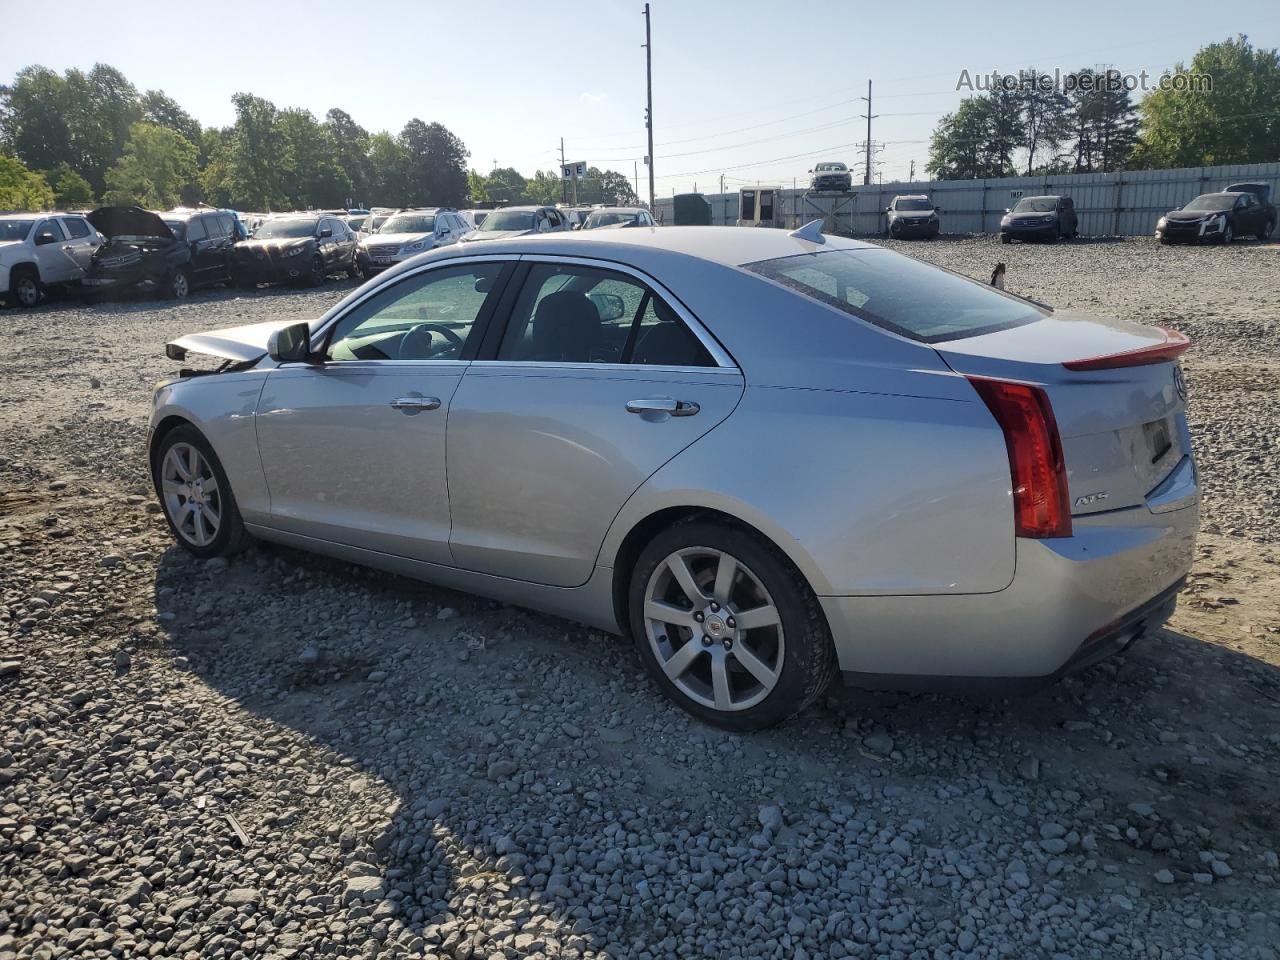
[652,162,1280,237]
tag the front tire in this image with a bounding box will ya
[1000,233,1011,244]
[1221,224,1234,245]
[308,255,326,287]
[10,268,42,308]
[628,519,836,731]
[153,425,251,559]
[165,267,191,299]
[1259,219,1274,241]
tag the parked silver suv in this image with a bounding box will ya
[0,212,102,307]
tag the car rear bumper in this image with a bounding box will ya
[821,495,1198,686]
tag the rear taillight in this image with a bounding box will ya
[967,377,1072,539]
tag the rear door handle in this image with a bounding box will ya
[390,396,441,413]
[625,398,700,417]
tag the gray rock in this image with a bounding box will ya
[863,731,894,756]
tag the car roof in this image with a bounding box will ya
[893,194,930,200]
[0,211,84,220]
[588,207,646,214]
[433,225,875,269]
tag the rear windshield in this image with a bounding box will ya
[745,248,1044,343]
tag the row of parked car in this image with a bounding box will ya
[880,182,1275,245]
[0,202,658,307]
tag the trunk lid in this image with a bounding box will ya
[936,311,1190,516]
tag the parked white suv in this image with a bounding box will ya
[357,208,469,275]
[0,212,102,307]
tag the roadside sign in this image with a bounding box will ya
[563,162,587,180]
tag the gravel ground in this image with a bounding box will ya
[2,239,1278,960]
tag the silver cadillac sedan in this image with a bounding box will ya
[151,225,1198,729]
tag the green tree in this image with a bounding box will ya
[368,131,410,205]
[63,64,142,191]
[140,90,202,150]
[198,127,234,207]
[484,166,528,204]
[525,170,563,205]
[927,97,1018,180]
[0,153,56,210]
[2,66,73,175]
[102,122,198,208]
[48,162,95,207]
[1015,69,1073,174]
[223,93,289,209]
[279,108,351,208]
[1067,69,1139,172]
[399,119,468,206]
[325,108,373,205]
[1131,35,1280,168]
[466,169,491,204]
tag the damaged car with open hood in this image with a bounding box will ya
[82,206,239,299]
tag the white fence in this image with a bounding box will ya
[652,162,1280,237]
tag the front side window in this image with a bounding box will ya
[496,263,713,367]
[746,248,1044,343]
[326,262,505,362]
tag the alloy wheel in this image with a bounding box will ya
[643,547,785,712]
[171,270,190,298]
[160,442,222,547]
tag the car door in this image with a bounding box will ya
[182,215,214,285]
[255,258,513,563]
[56,216,100,277]
[446,257,745,587]
[33,218,82,283]
[203,213,233,283]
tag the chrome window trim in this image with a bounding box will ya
[478,252,737,370]
[462,360,742,377]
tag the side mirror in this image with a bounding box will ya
[589,292,626,322]
[268,321,314,364]
[35,230,58,246]
[319,227,333,238]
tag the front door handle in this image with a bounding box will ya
[625,398,700,417]
[390,396,442,414]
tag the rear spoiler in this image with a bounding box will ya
[1062,327,1190,371]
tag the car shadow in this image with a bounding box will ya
[152,538,1280,952]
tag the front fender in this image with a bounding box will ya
[150,371,272,523]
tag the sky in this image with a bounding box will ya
[2,0,1276,200]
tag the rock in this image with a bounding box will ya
[1154,869,1175,885]
[342,876,386,905]
[437,607,458,621]
[100,554,123,568]
[298,646,319,664]
[0,660,20,678]
[114,649,132,670]
[758,805,784,833]
[120,878,152,907]
[1017,756,1041,781]
[1128,802,1155,818]
[224,887,259,906]
[863,731,894,756]
[486,760,518,781]
[367,670,388,682]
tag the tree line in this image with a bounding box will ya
[0,63,637,212]
[927,36,1280,180]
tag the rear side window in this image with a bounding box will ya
[61,217,91,239]
[745,249,1044,343]
[186,217,207,241]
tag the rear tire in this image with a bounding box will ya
[1000,233,1011,244]
[152,424,251,559]
[346,255,362,280]
[1260,219,1274,241]
[308,255,326,287]
[628,519,837,731]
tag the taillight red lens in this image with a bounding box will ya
[967,377,1072,538]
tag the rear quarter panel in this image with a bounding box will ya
[602,382,1015,596]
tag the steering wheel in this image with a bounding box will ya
[399,322,464,359]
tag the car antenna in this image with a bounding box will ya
[789,220,825,244]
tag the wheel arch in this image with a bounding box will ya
[608,503,830,639]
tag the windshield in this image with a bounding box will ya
[346,216,368,230]
[379,214,435,234]
[0,219,34,242]
[1182,194,1234,213]
[746,248,1043,343]
[583,212,640,228]
[162,220,186,239]
[255,219,318,239]
[817,163,845,172]
[480,210,535,231]
[1012,198,1058,213]
[894,199,933,211]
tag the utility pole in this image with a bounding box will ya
[643,3,655,211]
[719,173,724,196]
[560,138,566,205]
[908,159,916,182]
[860,80,877,186]
[634,160,640,202]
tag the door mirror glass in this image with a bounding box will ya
[589,292,626,322]
[35,230,58,246]
[268,321,313,363]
